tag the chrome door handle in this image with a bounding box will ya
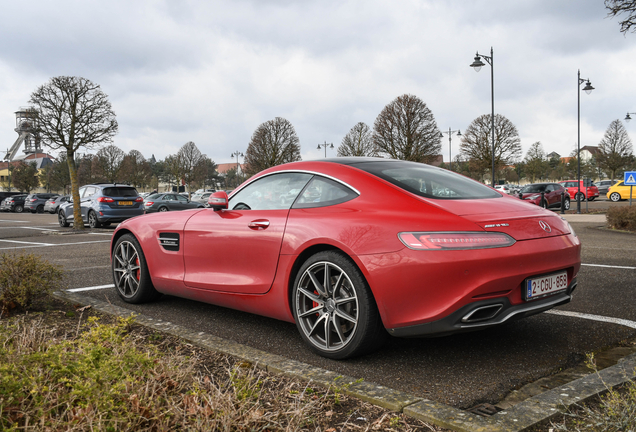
[248,220,270,230]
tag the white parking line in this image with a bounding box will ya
[0,220,28,223]
[67,284,114,292]
[0,239,53,246]
[547,310,636,329]
[0,239,110,250]
[17,226,60,232]
[582,263,636,270]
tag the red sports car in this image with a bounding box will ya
[111,158,581,359]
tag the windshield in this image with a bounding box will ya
[353,160,500,199]
[520,184,547,193]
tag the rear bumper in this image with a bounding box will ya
[388,279,577,337]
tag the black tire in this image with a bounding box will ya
[587,197,595,202]
[575,192,585,202]
[88,211,101,228]
[14,205,23,213]
[37,205,44,213]
[158,206,169,212]
[112,233,161,303]
[610,192,622,202]
[58,211,70,227]
[563,198,570,211]
[292,250,387,359]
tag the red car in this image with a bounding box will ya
[518,182,570,210]
[559,180,599,201]
[111,158,581,359]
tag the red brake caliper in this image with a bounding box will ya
[313,291,319,316]
[135,258,140,280]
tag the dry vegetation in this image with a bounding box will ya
[0,297,445,431]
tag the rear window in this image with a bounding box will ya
[354,160,500,199]
[102,187,139,198]
[521,184,548,193]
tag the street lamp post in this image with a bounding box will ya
[470,47,496,187]
[230,151,243,188]
[577,70,594,214]
[317,141,334,158]
[440,128,461,171]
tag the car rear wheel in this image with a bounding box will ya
[610,192,622,202]
[36,205,44,213]
[88,211,101,228]
[58,211,69,227]
[292,251,387,359]
[112,234,161,303]
[575,192,585,202]
[14,205,23,213]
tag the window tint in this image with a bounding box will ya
[293,176,358,208]
[176,195,188,202]
[356,161,500,199]
[229,172,312,210]
[102,187,138,197]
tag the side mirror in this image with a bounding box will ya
[208,191,229,211]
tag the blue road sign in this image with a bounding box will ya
[625,171,636,186]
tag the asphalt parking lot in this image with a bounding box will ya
[0,205,635,413]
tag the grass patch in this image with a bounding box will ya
[0,304,442,431]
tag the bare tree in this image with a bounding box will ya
[177,141,205,197]
[121,150,152,189]
[597,119,634,180]
[524,142,549,182]
[29,76,118,229]
[459,114,522,182]
[244,117,301,176]
[373,94,441,163]
[95,144,125,183]
[338,122,377,157]
[605,0,636,33]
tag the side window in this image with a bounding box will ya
[293,176,358,209]
[164,194,174,201]
[84,187,97,197]
[229,172,313,210]
[545,185,554,192]
[176,195,188,202]
[78,187,87,198]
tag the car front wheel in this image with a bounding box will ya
[58,211,70,227]
[610,192,622,202]
[112,234,161,303]
[158,206,168,212]
[292,251,387,359]
[14,205,23,213]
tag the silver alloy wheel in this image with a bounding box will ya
[113,240,141,299]
[563,199,570,210]
[159,206,168,212]
[295,261,359,353]
[88,211,99,228]
[610,192,621,202]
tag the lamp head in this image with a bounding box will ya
[582,80,594,95]
[470,54,485,72]
[627,113,632,123]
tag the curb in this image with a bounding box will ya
[53,290,636,432]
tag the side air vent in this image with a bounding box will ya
[159,233,180,251]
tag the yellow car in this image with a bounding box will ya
[607,181,636,202]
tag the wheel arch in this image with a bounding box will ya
[111,228,136,257]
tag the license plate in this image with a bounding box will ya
[524,271,568,301]
[118,201,133,205]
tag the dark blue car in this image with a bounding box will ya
[58,183,144,228]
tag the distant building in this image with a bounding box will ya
[0,152,56,190]
[579,146,599,163]
[547,151,561,160]
[217,162,244,175]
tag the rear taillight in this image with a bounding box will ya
[135,197,143,202]
[145,202,154,206]
[398,232,516,250]
[97,197,114,203]
[29,198,37,202]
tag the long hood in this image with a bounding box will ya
[421,195,571,241]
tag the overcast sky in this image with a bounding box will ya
[1,0,634,166]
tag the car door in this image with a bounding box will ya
[182,172,312,294]
[175,194,191,210]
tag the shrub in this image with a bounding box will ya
[606,206,636,232]
[0,253,64,314]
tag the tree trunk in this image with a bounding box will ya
[67,151,85,230]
